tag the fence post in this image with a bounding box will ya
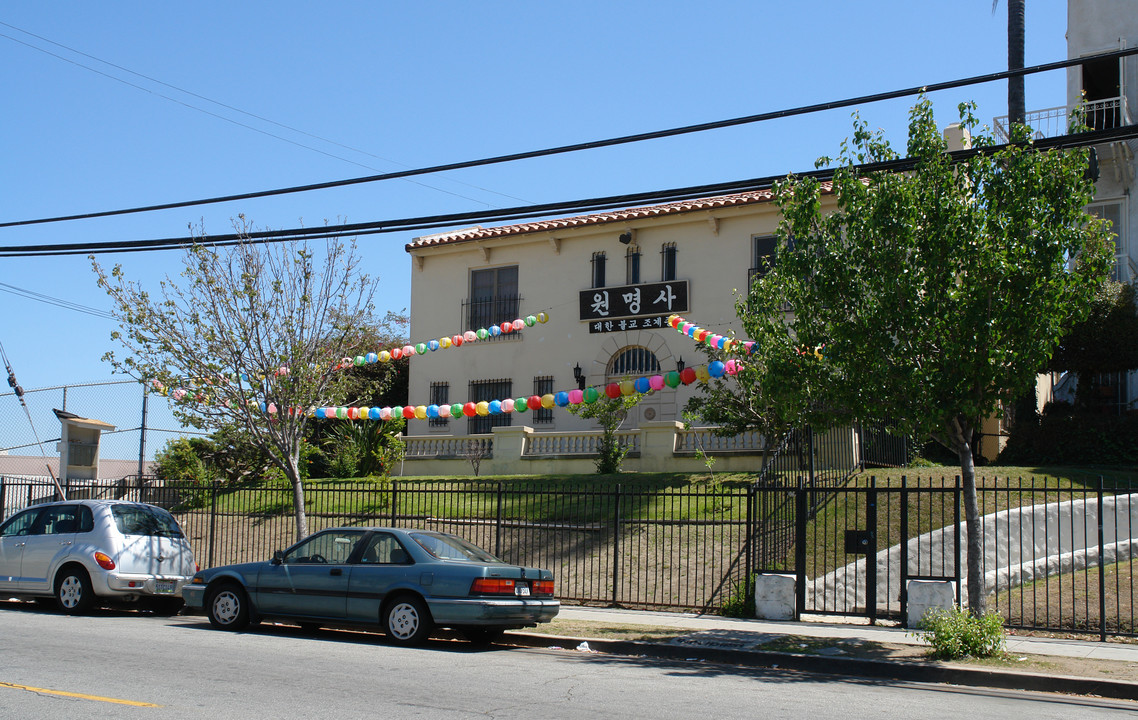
[390,480,399,526]
[745,484,755,608]
[1098,476,1107,642]
[953,476,962,607]
[611,484,622,608]
[0,477,6,517]
[495,482,504,559]
[794,478,807,620]
[899,476,909,627]
[866,477,878,624]
[207,481,218,568]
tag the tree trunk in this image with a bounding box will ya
[1008,0,1026,125]
[954,422,985,616]
[286,451,309,543]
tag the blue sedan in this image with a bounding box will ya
[182,527,558,645]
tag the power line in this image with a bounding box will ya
[4,47,1138,231]
[0,282,116,319]
[3,122,1134,259]
[0,22,527,209]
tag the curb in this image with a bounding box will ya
[504,632,1138,702]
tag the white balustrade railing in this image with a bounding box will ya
[403,435,493,458]
[675,427,771,454]
[523,430,640,456]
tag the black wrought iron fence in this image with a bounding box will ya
[3,471,1134,639]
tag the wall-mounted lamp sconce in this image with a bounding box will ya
[573,362,586,390]
[618,231,633,245]
[676,357,685,373]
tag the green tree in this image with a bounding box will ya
[744,98,1113,615]
[569,391,643,474]
[94,220,381,542]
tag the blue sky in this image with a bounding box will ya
[1,1,1068,446]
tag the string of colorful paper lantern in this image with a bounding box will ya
[667,314,826,361]
[332,312,550,370]
[149,312,553,402]
[311,358,744,422]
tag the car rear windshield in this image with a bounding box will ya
[409,532,500,563]
[111,504,184,538]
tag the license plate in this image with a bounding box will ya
[515,584,531,597]
[155,580,176,595]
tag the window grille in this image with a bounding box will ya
[468,379,512,434]
[660,243,677,281]
[608,347,661,376]
[592,252,607,288]
[532,376,554,424]
[429,382,449,427]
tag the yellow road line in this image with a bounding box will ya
[0,681,161,707]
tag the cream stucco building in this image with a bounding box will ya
[404,190,802,446]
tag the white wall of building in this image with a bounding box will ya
[405,197,785,437]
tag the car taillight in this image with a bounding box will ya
[532,580,554,596]
[94,552,116,570]
[470,578,516,595]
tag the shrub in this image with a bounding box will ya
[719,573,756,618]
[914,606,1006,660]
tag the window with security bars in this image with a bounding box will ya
[532,376,554,424]
[625,246,641,285]
[750,234,778,286]
[466,266,519,332]
[429,382,449,427]
[468,379,512,434]
[1087,201,1128,282]
[660,242,677,281]
[608,347,661,376]
[592,252,607,288]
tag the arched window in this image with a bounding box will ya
[608,346,661,377]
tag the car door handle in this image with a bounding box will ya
[60,541,72,546]
[330,568,342,576]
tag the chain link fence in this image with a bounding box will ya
[0,380,197,478]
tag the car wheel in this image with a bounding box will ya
[145,597,186,616]
[384,595,433,646]
[206,584,250,631]
[56,567,95,614]
[462,626,506,645]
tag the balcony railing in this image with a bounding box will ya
[994,96,1131,143]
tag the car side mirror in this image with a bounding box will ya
[271,550,285,565]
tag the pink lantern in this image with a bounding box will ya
[439,404,452,418]
[512,319,525,331]
[380,407,392,421]
[568,389,584,405]
[649,375,666,391]
[501,398,515,413]
[464,330,477,342]
[725,359,739,375]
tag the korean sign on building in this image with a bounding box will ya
[579,280,689,333]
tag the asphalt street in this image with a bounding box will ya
[1,603,1135,719]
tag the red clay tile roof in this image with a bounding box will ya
[405,188,819,250]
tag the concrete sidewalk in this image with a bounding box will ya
[556,606,1138,662]
[503,606,1138,701]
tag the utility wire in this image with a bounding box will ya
[3,122,1134,259]
[3,46,1138,231]
[0,282,116,319]
[0,23,525,208]
[0,337,66,496]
